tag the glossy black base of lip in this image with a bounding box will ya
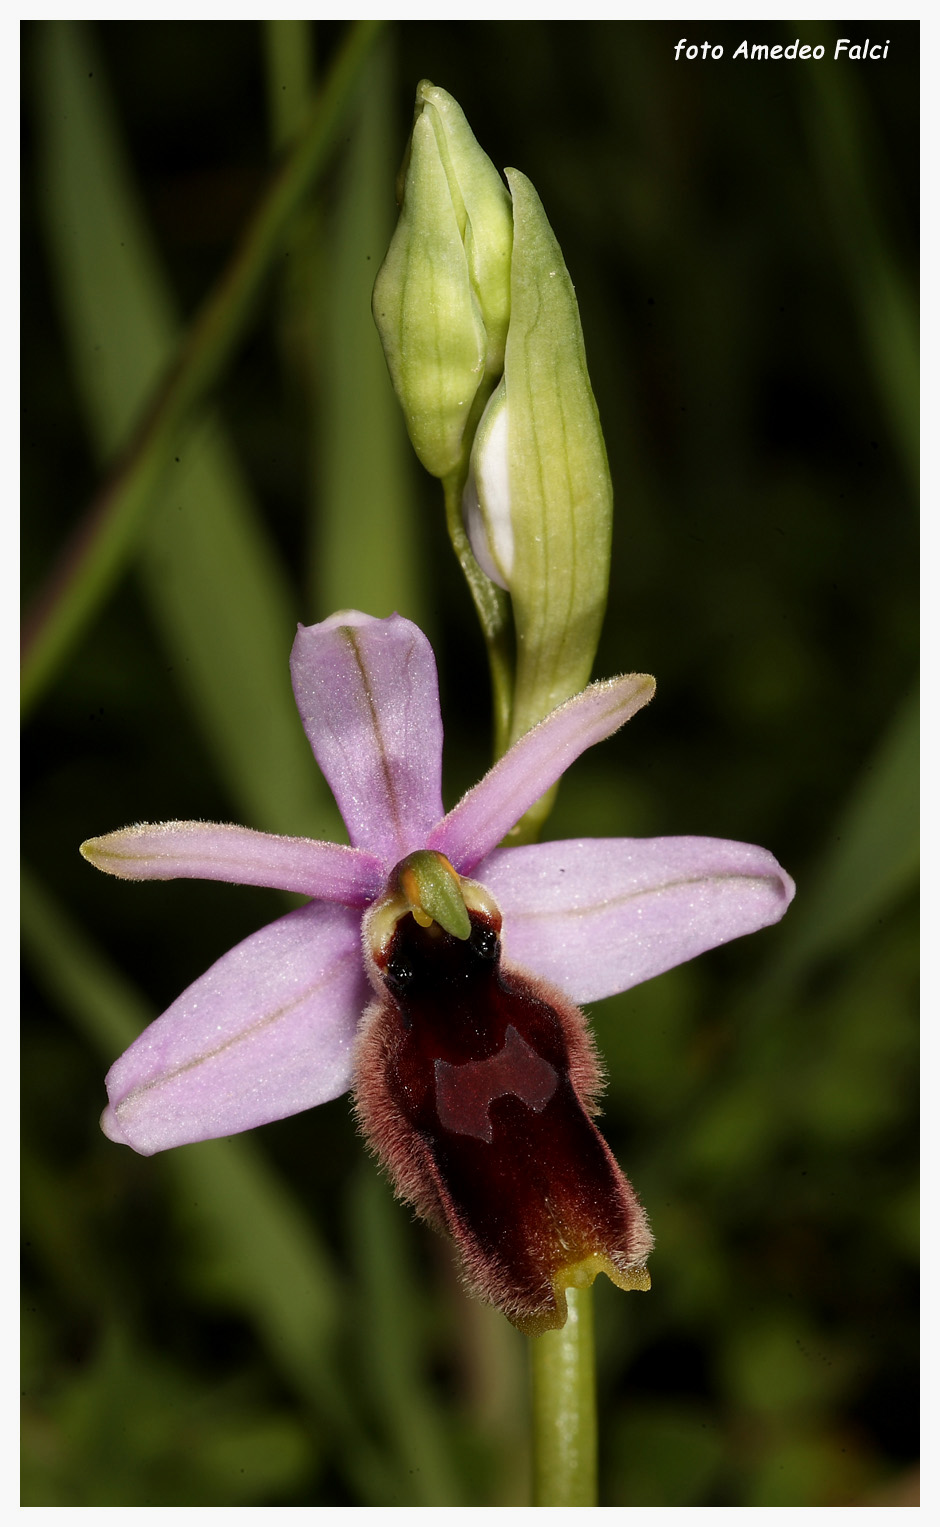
[356,909,653,1334]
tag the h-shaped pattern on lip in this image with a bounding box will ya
[434,1025,558,1143]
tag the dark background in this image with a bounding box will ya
[22,20,918,1506]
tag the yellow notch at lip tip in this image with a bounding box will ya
[555,1253,651,1301]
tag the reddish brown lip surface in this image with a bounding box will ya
[356,909,653,1335]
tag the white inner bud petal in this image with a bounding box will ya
[463,382,514,589]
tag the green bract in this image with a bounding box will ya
[465,170,613,744]
[372,81,513,481]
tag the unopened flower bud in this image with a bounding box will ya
[465,170,614,744]
[372,81,513,481]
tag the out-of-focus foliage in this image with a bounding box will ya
[22,19,917,1506]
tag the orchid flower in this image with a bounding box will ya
[82,611,794,1334]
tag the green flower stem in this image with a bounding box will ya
[452,351,597,1502]
[21,19,383,717]
[531,1286,598,1506]
[442,472,515,760]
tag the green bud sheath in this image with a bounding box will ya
[417,83,512,387]
[372,83,512,481]
[483,170,613,745]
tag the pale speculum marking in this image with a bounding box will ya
[434,1025,558,1143]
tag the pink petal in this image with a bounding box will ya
[480,836,795,1003]
[291,612,445,865]
[101,902,367,1155]
[429,675,655,871]
[81,821,384,905]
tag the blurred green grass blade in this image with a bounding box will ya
[21,863,152,1058]
[172,1136,342,1401]
[22,1306,316,1506]
[25,22,382,793]
[32,20,338,836]
[21,867,342,1356]
[168,1134,403,1505]
[20,865,376,1469]
[760,687,918,992]
[349,1164,466,1504]
[33,22,168,456]
[137,438,343,839]
[313,36,425,629]
[264,19,316,149]
[802,35,919,494]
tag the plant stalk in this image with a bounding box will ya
[442,472,515,760]
[530,1285,598,1506]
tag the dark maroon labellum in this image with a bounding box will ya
[355,908,652,1335]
